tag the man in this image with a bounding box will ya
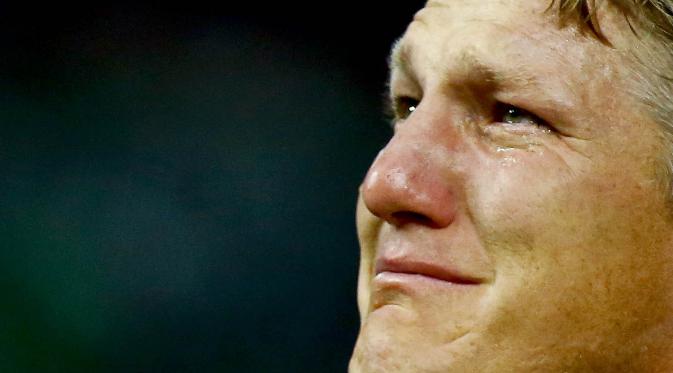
[349,0,673,371]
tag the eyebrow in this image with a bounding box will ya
[388,38,538,91]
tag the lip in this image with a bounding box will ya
[374,257,483,285]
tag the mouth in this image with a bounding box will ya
[374,257,483,286]
[369,256,487,313]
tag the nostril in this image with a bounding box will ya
[391,211,438,228]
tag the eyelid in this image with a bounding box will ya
[494,103,551,129]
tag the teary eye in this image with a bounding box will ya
[392,96,419,121]
[495,103,547,128]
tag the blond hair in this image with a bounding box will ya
[553,0,673,38]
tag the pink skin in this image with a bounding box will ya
[350,1,673,372]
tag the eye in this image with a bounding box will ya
[494,103,548,129]
[391,96,419,121]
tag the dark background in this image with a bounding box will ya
[0,2,425,372]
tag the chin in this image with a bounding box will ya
[349,319,481,373]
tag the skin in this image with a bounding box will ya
[350,1,673,372]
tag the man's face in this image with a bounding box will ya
[351,1,673,372]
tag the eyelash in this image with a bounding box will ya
[386,96,550,130]
[492,103,549,129]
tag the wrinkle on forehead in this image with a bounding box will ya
[389,34,577,119]
[390,39,537,91]
[422,0,550,16]
[392,4,559,89]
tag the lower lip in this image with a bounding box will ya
[370,271,484,312]
[373,271,480,288]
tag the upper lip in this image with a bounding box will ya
[375,256,483,285]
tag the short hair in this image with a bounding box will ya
[553,0,673,193]
[553,0,673,40]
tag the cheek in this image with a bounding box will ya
[467,143,658,260]
[466,145,673,361]
[355,195,383,319]
[468,148,584,254]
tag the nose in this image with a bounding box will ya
[361,134,457,229]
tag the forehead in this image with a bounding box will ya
[412,0,558,37]
[395,0,594,81]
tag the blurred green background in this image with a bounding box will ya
[0,1,424,372]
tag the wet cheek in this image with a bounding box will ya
[464,146,602,271]
[468,153,565,239]
[466,144,664,270]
